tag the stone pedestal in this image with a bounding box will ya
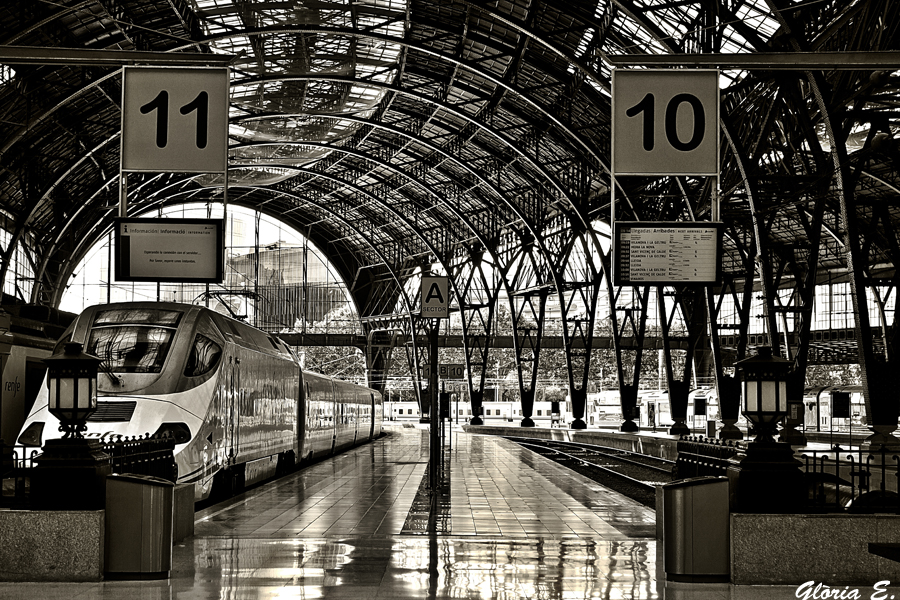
[31,438,111,510]
[619,419,638,432]
[726,441,805,513]
[0,510,105,581]
[778,421,807,446]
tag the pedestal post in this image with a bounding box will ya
[31,438,111,510]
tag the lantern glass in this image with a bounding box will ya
[761,380,778,413]
[59,378,75,410]
[745,380,758,413]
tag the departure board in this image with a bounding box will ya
[614,222,722,285]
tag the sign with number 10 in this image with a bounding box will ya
[121,67,229,173]
[612,69,719,176]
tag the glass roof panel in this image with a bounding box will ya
[189,0,406,184]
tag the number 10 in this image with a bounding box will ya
[625,92,705,152]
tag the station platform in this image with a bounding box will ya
[0,423,892,598]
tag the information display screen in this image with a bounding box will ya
[614,222,722,285]
[114,218,224,283]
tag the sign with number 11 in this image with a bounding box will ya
[121,67,229,173]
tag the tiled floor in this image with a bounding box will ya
[0,424,897,598]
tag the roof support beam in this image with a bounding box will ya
[606,51,900,70]
[0,45,233,66]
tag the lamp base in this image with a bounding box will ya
[31,438,111,510]
[727,441,804,513]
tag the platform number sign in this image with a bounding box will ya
[421,276,449,318]
[440,364,465,379]
[613,70,719,176]
[121,67,229,173]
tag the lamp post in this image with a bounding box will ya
[31,342,111,510]
[727,346,804,513]
[736,346,791,443]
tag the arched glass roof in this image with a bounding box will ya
[0,0,897,325]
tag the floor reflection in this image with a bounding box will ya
[175,535,659,599]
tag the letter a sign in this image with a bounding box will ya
[421,276,449,318]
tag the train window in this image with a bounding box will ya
[88,325,175,373]
[95,308,182,327]
[184,334,222,377]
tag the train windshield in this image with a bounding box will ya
[87,308,182,373]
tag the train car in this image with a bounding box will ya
[16,302,382,501]
[642,388,725,430]
[803,386,865,432]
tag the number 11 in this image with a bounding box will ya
[140,91,210,149]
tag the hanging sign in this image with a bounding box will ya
[613,69,719,176]
[121,67,229,173]
[114,217,225,283]
[614,222,722,285]
[421,276,449,318]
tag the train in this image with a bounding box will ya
[15,301,383,501]
[803,386,865,432]
[390,385,874,434]
[385,387,723,430]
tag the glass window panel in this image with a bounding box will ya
[88,326,175,373]
[95,308,182,326]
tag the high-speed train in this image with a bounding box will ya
[16,301,383,500]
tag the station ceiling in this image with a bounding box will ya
[0,0,898,324]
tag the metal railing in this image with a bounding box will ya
[1,445,41,507]
[801,446,900,514]
[673,435,900,514]
[1,434,177,508]
[674,435,742,478]
[101,434,177,482]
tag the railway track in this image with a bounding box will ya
[502,436,676,508]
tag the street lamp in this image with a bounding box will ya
[45,342,101,438]
[31,341,110,510]
[735,346,792,443]
[728,346,804,513]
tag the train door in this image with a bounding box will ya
[297,376,306,459]
[330,380,337,454]
[369,393,375,439]
[227,356,240,462]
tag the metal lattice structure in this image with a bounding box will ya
[1,0,900,438]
